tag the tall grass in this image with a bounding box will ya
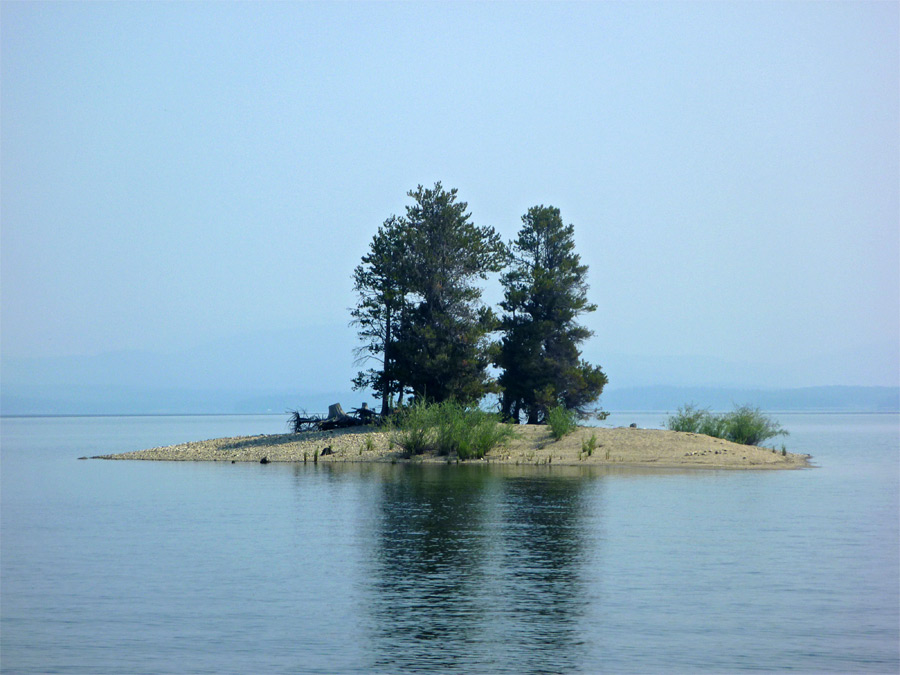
[666,404,787,446]
[391,400,517,460]
[547,405,578,440]
[581,432,597,457]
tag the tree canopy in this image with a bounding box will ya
[495,205,607,423]
[352,189,606,420]
[350,215,409,415]
[352,183,505,408]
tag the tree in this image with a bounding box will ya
[352,183,507,409]
[496,205,607,423]
[351,215,410,415]
[398,183,507,403]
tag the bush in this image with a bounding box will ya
[666,404,708,433]
[724,405,787,446]
[699,412,729,439]
[547,405,578,440]
[390,400,435,456]
[391,400,516,459]
[458,408,517,460]
[666,404,787,447]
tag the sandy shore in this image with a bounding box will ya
[94,424,812,469]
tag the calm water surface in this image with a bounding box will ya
[1,413,898,674]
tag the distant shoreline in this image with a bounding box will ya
[9,384,896,416]
[93,425,812,470]
[5,409,898,420]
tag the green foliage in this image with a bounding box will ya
[582,432,597,457]
[390,400,434,456]
[496,205,607,423]
[352,183,506,408]
[399,184,506,404]
[461,412,517,460]
[666,404,788,447]
[698,412,729,439]
[351,216,410,415]
[665,403,708,433]
[725,405,788,446]
[390,400,516,459]
[547,405,578,440]
[352,189,612,418]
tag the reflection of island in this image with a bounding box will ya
[363,465,491,673]
[494,475,592,672]
[360,465,596,673]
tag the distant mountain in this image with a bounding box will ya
[0,385,359,417]
[600,385,900,412]
[1,323,360,415]
[3,383,897,416]
[2,325,896,415]
[589,341,899,390]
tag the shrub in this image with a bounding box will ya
[391,400,434,456]
[666,404,708,434]
[698,411,728,438]
[723,405,787,447]
[582,433,597,457]
[391,400,516,459]
[457,408,517,460]
[666,404,787,447]
[547,405,578,440]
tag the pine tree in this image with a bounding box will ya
[352,183,507,409]
[400,183,506,403]
[497,205,607,423]
[351,215,410,415]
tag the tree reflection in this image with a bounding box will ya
[363,465,596,674]
[364,465,492,672]
[493,475,592,673]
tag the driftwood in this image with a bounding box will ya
[352,402,379,422]
[287,403,381,433]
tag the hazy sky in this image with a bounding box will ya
[2,1,898,391]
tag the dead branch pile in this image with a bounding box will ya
[287,402,381,433]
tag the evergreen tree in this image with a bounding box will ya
[399,183,507,403]
[352,183,506,408]
[351,215,410,415]
[496,205,607,423]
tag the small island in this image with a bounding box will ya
[95,185,812,470]
[95,424,811,469]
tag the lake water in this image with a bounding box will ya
[1,413,898,674]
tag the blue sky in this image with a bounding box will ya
[2,1,898,406]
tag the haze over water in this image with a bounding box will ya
[3,3,897,410]
[2,413,897,673]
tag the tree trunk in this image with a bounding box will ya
[327,403,348,420]
[381,310,392,417]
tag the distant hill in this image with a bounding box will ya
[601,385,900,412]
[2,328,897,416]
[2,383,897,416]
[0,385,357,417]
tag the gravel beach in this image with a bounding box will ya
[94,424,811,469]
